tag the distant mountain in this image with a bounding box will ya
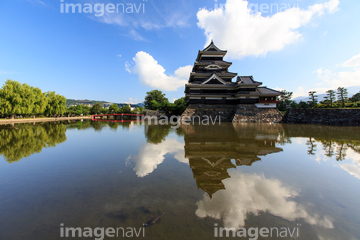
[66,99,144,108]
[66,99,107,106]
[136,103,145,107]
[292,86,360,102]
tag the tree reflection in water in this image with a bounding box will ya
[0,120,144,163]
[0,122,67,163]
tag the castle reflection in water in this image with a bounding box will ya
[182,123,284,198]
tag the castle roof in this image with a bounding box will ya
[203,40,227,52]
[237,76,262,85]
[257,87,284,96]
[196,40,227,61]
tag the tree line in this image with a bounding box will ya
[277,87,360,112]
[0,80,147,118]
[144,90,187,115]
[0,80,67,119]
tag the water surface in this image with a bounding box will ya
[0,120,359,240]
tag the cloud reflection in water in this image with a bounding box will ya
[195,171,334,229]
[130,138,187,177]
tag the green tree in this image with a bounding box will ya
[122,104,131,113]
[172,97,187,115]
[31,87,48,117]
[326,90,336,107]
[66,106,76,116]
[82,106,91,116]
[75,105,83,115]
[144,90,169,110]
[109,103,119,114]
[337,87,348,108]
[308,91,318,108]
[44,91,67,117]
[349,92,360,102]
[0,80,30,118]
[91,102,103,114]
[279,90,293,102]
[101,108,109,114]
[298,101,310,109]
[277,90,294,111]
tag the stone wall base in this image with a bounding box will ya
[232,104,283,123]
[180,104,283,123]
[180,104,237,122]
[282,108,360,126]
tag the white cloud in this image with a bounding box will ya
[27,0,45,5]
[126,30,146,42]
[340,159,360,180]
[292,52,360,98]
[342,53,360,68]
[0,70,17,75]
[292,86,307,98]
[197,0,339,59]
[196,171,334,229]
[130,138,187,177]
[310,140,360,180]
[338,149,360,180]
[310,53,360,94]
[88,0,190,38]
[125,61,132,73]
[126,98,139,105]
[129,51,192,91]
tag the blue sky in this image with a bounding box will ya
[1,0,360,103]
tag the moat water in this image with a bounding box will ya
[0,120,359,240]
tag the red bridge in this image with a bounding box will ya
[91,113,145,121]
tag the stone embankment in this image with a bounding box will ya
[180,104,283,123]
[281,108,360,126]
[180,104,237,122]
[232,104,283,123]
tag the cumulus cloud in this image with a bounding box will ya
[129,51,192,91]
[196,171,334,229]
[197,0,339,59]
[130,138,188,177]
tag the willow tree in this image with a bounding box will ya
[0,80,30,118]
[31,87,48,117]
[45,91,67,117]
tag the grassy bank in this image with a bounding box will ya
[0,116,91,125]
